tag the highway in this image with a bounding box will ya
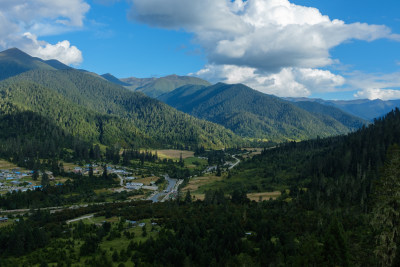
[148,174,180,203]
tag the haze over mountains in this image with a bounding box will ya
[1,47,399,146]
[286,97,400,121]
[120,74,211,98]
[158,83,366,141]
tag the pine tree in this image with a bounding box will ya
[184,190,192,203]
[102,165,108,180]
[179,153,184,167]
[41,172,50,187]
[32,169,39,181]
[89,164,94,178]
[216,164,221,177]
[371,144,400,266]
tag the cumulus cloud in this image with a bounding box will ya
[0,0,89,65]
[1,0,89,27]
[194,64,345,97]
[348,72,400,100]
[21,33,83,65]
[129,0,399,97]
[354,89,400,100]
[129,0,398,72]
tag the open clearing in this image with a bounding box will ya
[133,176,159,185]
[247,191,281,201]
[148,149,194,159]
[181,175,223,192]
[185,191,281,202]
[242,148,263,158]
[0,160,23,170]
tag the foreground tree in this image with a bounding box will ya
[371,144,400,266]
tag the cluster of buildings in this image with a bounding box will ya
[73,165,131,176]
[0,169,36,193]
[125,182,144,190]
[125,181,158,191]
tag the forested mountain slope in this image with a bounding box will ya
[0,48,56,80]
[201,108,400,265]
[0,70,241,149]
[0,48,243,150]
[101,73,131,86]
[287,97,400,121]
[159,83,363,141]
[291,100,367,129]
[222,108,400,208]
[122,74,211,98]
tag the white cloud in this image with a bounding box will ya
[348,72,400,100]
[21,33,82,65]
[129,0,399,98]
[0,0,89,28]
[194,64,345,97]
[354,89,400,100]
[0,0,89,65]
[129,0,397,72]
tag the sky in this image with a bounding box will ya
[0,0,400,100]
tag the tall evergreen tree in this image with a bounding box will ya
[371,144,400,266]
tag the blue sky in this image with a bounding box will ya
[1,0,400,100]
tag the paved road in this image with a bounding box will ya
[229,155,241,169]
[148,175,179,203]
[161,179,183,202]
[117,174,124,186]
[66,214,94,224]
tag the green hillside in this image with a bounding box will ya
[159,83,361,141]
[0,79,153,147]
[122,74,211,98]
[1,69,241,149]
[101,73,131,86]
[0,48,56,80]
[291,101,367,129]
[287,97,400,121]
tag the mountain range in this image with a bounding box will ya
[2,47,397,147]
[158,83,366,141]
[119,74,211,98]
[0,48,241,150]
[286,97,400,121]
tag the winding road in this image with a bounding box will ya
[229,155,241,169]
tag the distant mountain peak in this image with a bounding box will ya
[0,47,58,81]
[118,74,211,98]
[0,47,32,59]
[101,73,131,86]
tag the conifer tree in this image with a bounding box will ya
[372,144,400,266]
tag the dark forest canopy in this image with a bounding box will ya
[0,109,399,266]
[0,69,243,156]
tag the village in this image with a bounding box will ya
[0,164,160,196]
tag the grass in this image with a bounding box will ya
[181,175,223,194]
[0,219,13,228]
[0,160,19,170]
[247,191,281,201]
[62,162,80,171]
[241,148,263,159]
[146,149,194,160]
[183,190,281,202]
[184,157,207,169]
[133,176,159,186]
[94,188,110,194]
